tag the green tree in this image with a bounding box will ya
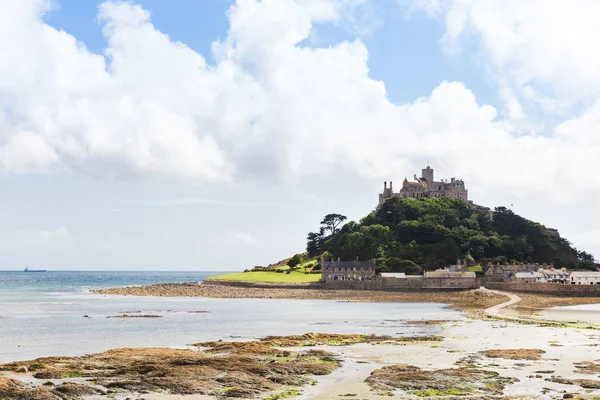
[384,258,422,274]
[306,229,325,256]
[312,197,584,271]
[320,213,348,236]
[288,254,303,268]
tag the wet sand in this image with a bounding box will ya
[485,289,600,327]
[93,283,508,311]
[6,286,600,398]
[5,319,600,399]
[515,293,600,309]
[540,307,600,324]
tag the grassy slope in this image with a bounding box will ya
[207,271,322,283]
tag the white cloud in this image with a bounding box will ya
[19,226,69,242]
[235,232,258,246]
[1,0,600,208]
[129,198,303,208]
[39,226,69,240]
[207,231,258,246]
[406,1,600,112]
[398,0,448,17]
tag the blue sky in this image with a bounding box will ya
[0,0,599,270]
[44,0,496,107]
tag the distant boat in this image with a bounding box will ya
[24,267,46,273]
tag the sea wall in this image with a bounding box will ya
[484,282,600,296]
[207,277,479,291]
[324,276,478,291]
[206,280,325,290]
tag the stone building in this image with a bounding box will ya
[540,268,570,284]
[379,166,469,205]
[514,271,543,283]
[484,264,544,283]
[380,272,406,279]
[570,271,600,285]
[321,260,376,282]
[424,269,476,279]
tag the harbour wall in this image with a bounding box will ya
[206,277,480,291]
[205,280,324,290]
[484,282,600,296]
[324,276,479,291]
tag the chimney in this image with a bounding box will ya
[390,181,393,191]
[384,181,387,190]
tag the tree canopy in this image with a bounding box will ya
[320,214,348,235]
[306,197,593,271]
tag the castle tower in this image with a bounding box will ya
[421,166,434,185]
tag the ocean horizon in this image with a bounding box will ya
[0,270,458,363]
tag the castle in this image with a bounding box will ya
[379,166,469,205]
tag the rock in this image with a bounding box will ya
[106,314,162,319]
[0,334,354,399]
[33,369,62,379]
[366,364,518,395]
[481,349,545,361]
[15,366,28,373]
[563,394,574,399]
[52,383,106,397]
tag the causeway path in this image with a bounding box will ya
[482,288,600,328]
[483,289,522,319]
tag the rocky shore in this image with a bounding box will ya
[6,326,600,399]
[92,283,508,311]
[0,333,443,400]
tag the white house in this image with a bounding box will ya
[570,271,600,285]
[425,270,476,278]
[514,271,543,283]
[540,268,570,284]
[380,272,406,279]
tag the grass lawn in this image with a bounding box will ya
[206,271,322,283]
[467,265,483,272]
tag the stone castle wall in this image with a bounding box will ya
[379,166,469,205]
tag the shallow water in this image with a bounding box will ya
[540,303,600,323]
[0,271,462,363]
[0,270,219,302]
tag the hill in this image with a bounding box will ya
[306,197,595,273]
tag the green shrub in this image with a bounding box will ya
[288,254,303,268]
[381,258,422,274]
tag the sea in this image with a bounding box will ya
[0,271,462,363]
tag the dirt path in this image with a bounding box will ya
[484,289,522,319]
[482,289,600,329]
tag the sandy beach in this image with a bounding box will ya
[7,284,600,399]
[5,315,600,399]
[92,282,509,311]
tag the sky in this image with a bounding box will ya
[0,0,599,271]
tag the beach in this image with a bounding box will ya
[6,312,600,399]
[92,282,509,311]
[6,276,600,398]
